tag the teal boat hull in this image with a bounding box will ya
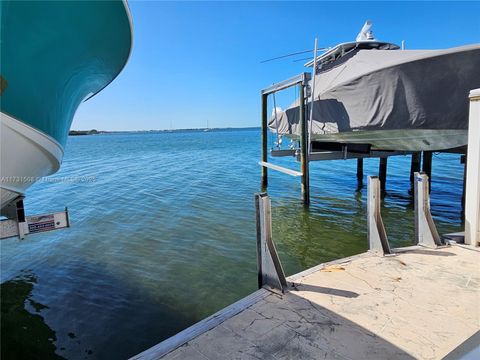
[0,0,132,210]
[0,0,132,147]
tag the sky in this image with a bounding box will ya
[72,1,480,131]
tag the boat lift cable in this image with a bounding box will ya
[293,48,331,63]
[260,49,313,63]
[293,57,316,63]
[260,48,327,64]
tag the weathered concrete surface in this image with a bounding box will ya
[139,245,480,360]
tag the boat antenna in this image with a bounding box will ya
[356,20,375,42]
[260,48,327,63]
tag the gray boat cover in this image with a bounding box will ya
[269,44,480,144]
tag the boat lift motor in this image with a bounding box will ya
[0,198,70,240]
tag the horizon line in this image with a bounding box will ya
[69,126,260,133]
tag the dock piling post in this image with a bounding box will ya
[367,176,391,255]
[299,82,310,206]
[461,155,467,219]
[261,94,268,191]
[255,193,287,292]
[465,89,480,246]
[414,172,442,247]
[356,158,364,183]
[379,157,388,192]
[410,152,421,185]
[422,151,433,192]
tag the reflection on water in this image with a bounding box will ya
[1,272,64,360]
[273,200,367,272]
[0,130,464,359]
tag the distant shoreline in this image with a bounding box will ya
[69,127,260,136]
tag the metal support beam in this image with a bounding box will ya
[15,199,27,239]
[299,83,310,206]
[255,193,287,292]
[1,207,70,240]
[271,149,296,157]
[306,150,409,162]
[414,172,442,248]
[261,73,311,95]
[379,157,388,191]
[261,93,268,190]
[465,88,480,246]
[258,161,302,177]
[367,176,391,255]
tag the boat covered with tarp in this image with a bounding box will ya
[268,22,480,151]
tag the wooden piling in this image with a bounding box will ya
[356,158,364,183]
[422,151,433,192]
[261,93,268,190]
[410,152,421,184]
[379,157,387,191]
[299,83,310,206]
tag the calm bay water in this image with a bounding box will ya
[1,129,464,359]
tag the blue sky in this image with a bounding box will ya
[72,1,480,131]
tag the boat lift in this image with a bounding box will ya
[259,69,415,206]
[260,72,311,205]
[259,73,464,206]
[259,38,467,206]
[0,198,69,240]
[259,37,416,206]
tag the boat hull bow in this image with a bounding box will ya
[0,0,133,211]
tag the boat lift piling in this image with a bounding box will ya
[461,154,467,218]
[378,157,388,192]
[298,80,310,206]
[261,93,268,190]
[422,151,433,192]
[356,158,364,183]
[410,152,421,186]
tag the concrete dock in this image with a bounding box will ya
[133,243,479,360]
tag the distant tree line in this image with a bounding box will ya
[68,129,100,136]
